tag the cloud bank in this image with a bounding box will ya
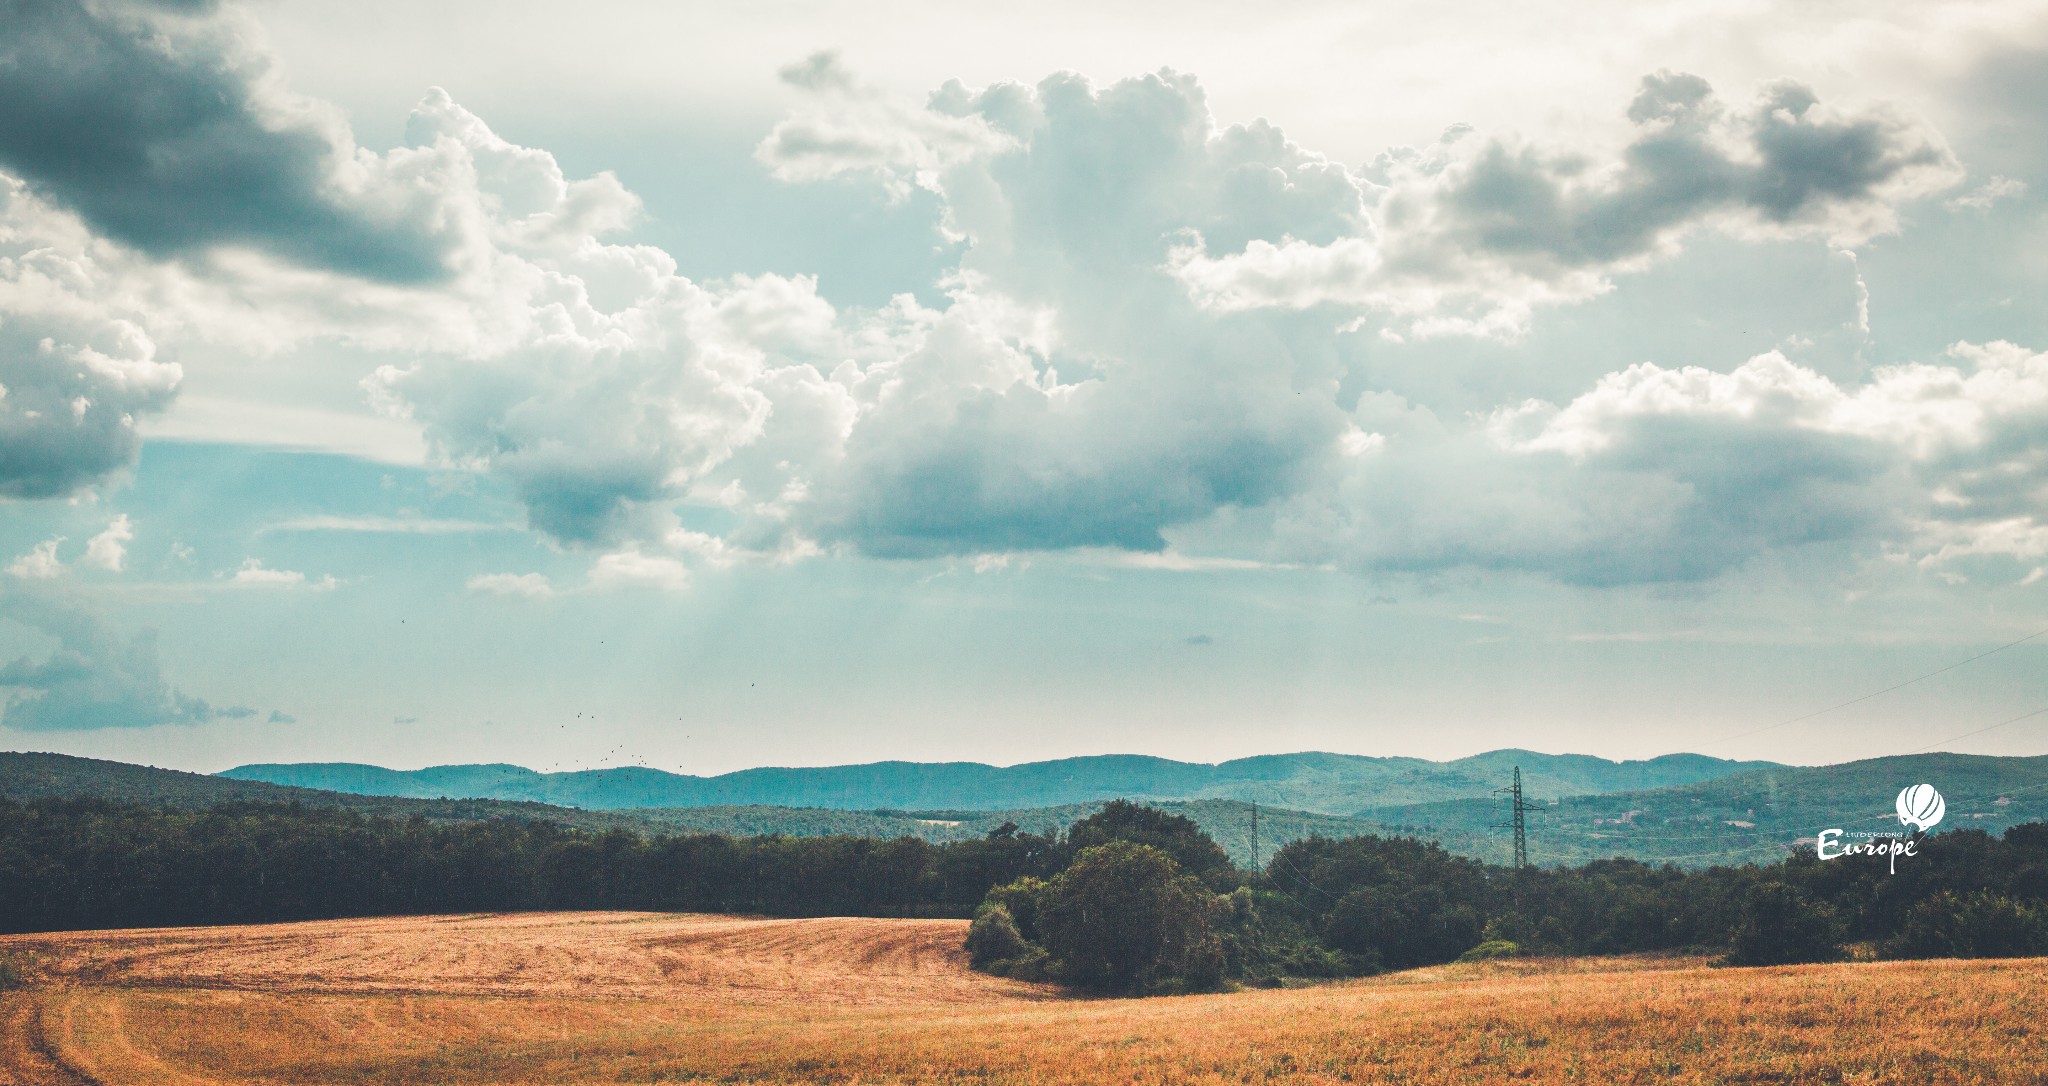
[0,588,254,731]
[0,2,2028,599]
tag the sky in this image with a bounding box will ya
[2,0,2047,775]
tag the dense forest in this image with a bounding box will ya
[3,797,2045,997]
[0,799,1067,931]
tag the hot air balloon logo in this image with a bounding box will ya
[1896,784,1945,832]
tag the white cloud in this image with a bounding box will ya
[1946,175,2027,211]
[268,514,516,535]
[1242,341,2048,584]
[0,182,188,498]
[140,397,429,467]
[79,514,132,572]
[1497,342,2048,463]
[466,572,556,598]
[1086,550,1295,573]
[755,51,1013,199]
[6,537,66,580]
[229,558,337,590]
[588,550,690,592]
[365,64,1992,583]
[1167,74,1959,338]
[0,10,2025,599]
[1915,518,2048,567]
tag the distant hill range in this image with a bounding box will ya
[216,749,1779,815]
[1370,752,2048,866]
[8,749,2048,868]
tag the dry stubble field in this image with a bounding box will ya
[2,910,2044,1085]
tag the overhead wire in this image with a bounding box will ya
[1698,622,2048,749]
[1903,705,2048,754]
[1532,774,2048,866]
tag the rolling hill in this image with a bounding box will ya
[217,749,1779,814]
[0,751,673,834]
[0,751,1384,865]
[11,749,2048,868]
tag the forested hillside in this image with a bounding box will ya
[218,749,1778,813]
[0,753,1385,865]
[13,750,2048,868]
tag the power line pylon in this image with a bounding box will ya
[1250,801,1260,872]
[1494,766,1546,869]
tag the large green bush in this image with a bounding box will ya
[1726,881,1842,966]
[964,902,1049,979]
[983,876,1052,942]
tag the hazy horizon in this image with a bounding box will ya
[13,739,2029,780]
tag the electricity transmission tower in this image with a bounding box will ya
[1494,766,1546,869]
[1250,801,1260,871]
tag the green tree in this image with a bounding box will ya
[1322,885,1482,970]
[965,901,1049,979]
[1038,841,1224,995]
[1067,801,1236,889]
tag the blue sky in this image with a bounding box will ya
[2,0,2046,773]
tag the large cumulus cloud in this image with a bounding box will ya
[5,15,2028,594]
[370,71,1360,555]
[0,176,188,498]
[0,8,650,502]
[364,90,843,545]
[1242,343,2048,584]
[1170,72,1960,336]
[739,66,1969,568]
[0,0,459,281]
[369,64,2015,584]
[746,70,1372,556]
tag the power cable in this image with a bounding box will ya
[1699,622,2048,749]
[1903,705,2048,755]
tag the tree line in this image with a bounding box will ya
[4,796,2046,997]
[0,798,1068,932]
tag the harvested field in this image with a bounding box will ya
[0,911,1028,1004]
[3,911,2046,1085]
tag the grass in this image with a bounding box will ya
[3,912,2045,1084]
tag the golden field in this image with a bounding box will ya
[2,911,2044,1085]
